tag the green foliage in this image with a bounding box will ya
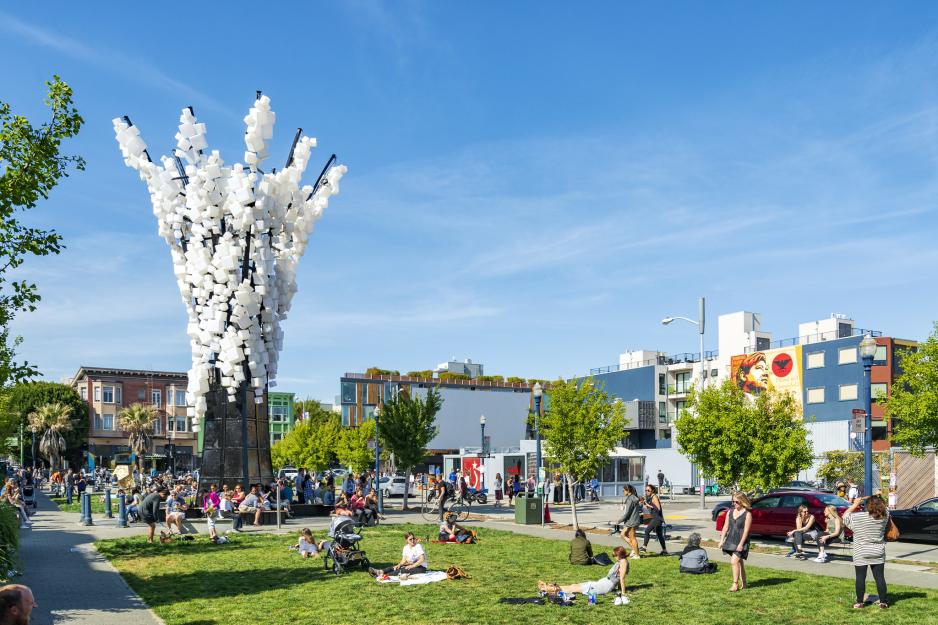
[378,387,442,508]
[271,414,341,472]
[404,370,433,379]
[2,381,87,467]
[28,401,73,470]
[0,76,84,387]
[506,376,525,384]
[475,375,505,383]
[676,380,813,491]
[117,403,156,473]
[886,323,938,455]
[541,377,626,529]
[0,503,18,579]
[292,398,334,426]
[365,367,400,377]
[336,419,376,474]
[527,378,548,386]
[816,450,890,491]
[437,372,469,381]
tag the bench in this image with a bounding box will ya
[239,509,283,526]
[291,503,333,517]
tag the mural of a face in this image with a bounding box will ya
[736,353,769,396]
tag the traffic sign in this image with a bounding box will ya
[852,411,866,434]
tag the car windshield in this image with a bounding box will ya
[815,493,850,506]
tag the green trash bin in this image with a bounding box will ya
[514,493,542,524]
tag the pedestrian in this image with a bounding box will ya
[641,485,668,556]
[140,487,169,544]
[509,475,520,505]
[657,469,665,490]
[848,482,859,503]
[619,485,642,559]
[717,492,752,592]
[0,584,37,625]
[494,473,503,507]
[295,468,307,504]
[844,494,890,609]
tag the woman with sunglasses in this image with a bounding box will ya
[369,532,427,578]
[718,493,753,592]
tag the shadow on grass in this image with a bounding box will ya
[96,536,282,561]
[120,568,332,606]
[890,590,927,604]
[746,577,795,588]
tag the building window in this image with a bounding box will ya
[176,416,187,432]
[93,386,100,402]
[102,386,114,403]
[80,387,87,401]
[94,414,102,430]
[137,389,146,401]
[658,401,667,423]
[270,405,288,422]
[272,432,283,443]
[659,428,672,440]
[806,352,825,369]
[102,414,114,430]
[175,390,186,406]
[806,387,825,404]
[658,374,666,395]
[152,418,163,435]
[839,384,858,401]
[871,383,888,401]
[341,382,356,403]
[873,345,887,364]
[152,389,162,407]
[838,347,857,365]
[675,372,691,393]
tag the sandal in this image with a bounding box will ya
[852,603,866,609]
[729,583,739,592]
[879,602,888,609]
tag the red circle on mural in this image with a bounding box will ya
[772,353,793,377]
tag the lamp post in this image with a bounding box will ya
[859,333,877,497]
[532,383,544,527]
[374,404,383,515]
[479,415,486,491]
[662,296,707,510]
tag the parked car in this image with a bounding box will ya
[890,497,938,543]
[277,466,299,482]
[715,491,852,538]
[378,475,408,498]
[768,481,816,493]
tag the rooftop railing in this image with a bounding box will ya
[342,372,533,390]
[743,328,883,353]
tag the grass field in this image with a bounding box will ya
[50,494,110,515]
[96,524,936,625]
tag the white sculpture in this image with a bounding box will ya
[114,95,346,432]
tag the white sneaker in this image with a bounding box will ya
[628,553,640,560]
[813,555,825,562]
[614,596,631,605]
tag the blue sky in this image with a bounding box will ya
[3,2,938,402]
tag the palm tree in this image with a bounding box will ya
[117,403,157,475]
[27,402,74,471]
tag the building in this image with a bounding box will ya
[434,358,484,378]
[268,391,296,444]
[70,366,197,471]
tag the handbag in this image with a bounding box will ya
[885,518,900,542]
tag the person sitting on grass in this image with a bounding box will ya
[570,529,595,565]
[369,532,427,579]
[238,484,264,526]
[538,546,631,604]
[679,533,715,573]
[165,485,188,534]
[439,513,470,542]
[140,487,168,544]
[291,528,321,558]
[815,505,843,563]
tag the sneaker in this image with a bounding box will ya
[813,555,825,563]
[628,553,640,560]
[368,567,380,578]
[660,551,669,557]
[784,549,796,558]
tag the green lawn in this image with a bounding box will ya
[50,494,111,515]
[96,524,936,625]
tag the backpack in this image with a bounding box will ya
[446,565,470,580]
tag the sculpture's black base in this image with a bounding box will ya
[198,381,273,491]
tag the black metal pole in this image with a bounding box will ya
[31,430,36,473]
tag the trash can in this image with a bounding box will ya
[514,493,542,524]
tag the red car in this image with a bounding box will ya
[716,491,852,538]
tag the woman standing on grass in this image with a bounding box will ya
[844,495,889,609]
[718,492,752,592]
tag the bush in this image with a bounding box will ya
[405,370,434,379]
[506,376,526,384]
[0,503,20,579]
[438,372,470,381]
[365,367,400,377]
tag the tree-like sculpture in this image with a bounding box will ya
[114,93,346,488]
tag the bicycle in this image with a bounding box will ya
[420,489,469,522]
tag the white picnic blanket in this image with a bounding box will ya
[376,570,449,586]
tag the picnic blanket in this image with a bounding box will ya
[376,571,449,586]
[430,539,474,544]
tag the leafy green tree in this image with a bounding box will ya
[117,403,156,475]
[675,380,813,491]
[405,370,433,379]
[0,76,84,387]
[886,322,938,455]
[271,414,341,473]
[2,381,87,467]
[27,401,73,470]
[337,419,376,474]
[378,387,442,509]
[292,398,335,427]
[506,376,525,384]
[816,450,890,492]
[541,377,627,529]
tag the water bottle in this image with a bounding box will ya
[588,592,596,605]
[557,591,565,603]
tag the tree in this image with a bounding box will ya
[337,419,376,474]
[2,381,88,467]
[27,402,72,470]
[292,398,335,427]
[378,387,442,509]
[886,322,938,455]
[675,380,813,491]
[271,414,341,473]
[541,377,626,529]
[816,450,890,492]
[117,403,156,475]
[0,76,84,387]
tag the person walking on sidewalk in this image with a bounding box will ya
[0,584,37,624]
[844,495,890,609]
[718,492,752,592]
[140,487,169,544]
[640,485,668,556]
[619,485,642,559]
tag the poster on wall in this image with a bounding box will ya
[503,455,524,480]
[462,457,483,490]
[730,345,803,410]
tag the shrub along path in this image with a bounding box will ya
[96,523,937,625]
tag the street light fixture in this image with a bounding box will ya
[374,404,383,515]
[532,382,544,527]
[662,296,707,510]
[479,414,487,490]
[859,333,877,497]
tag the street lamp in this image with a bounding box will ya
[374,404,383,515]
[859,333,877,497]
[532,383,543,483]
[479,414,486,490]
[662,296,707,510]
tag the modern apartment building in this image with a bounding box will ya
[268,391,296,445]
[70,366,197,471]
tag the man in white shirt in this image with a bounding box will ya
[238,485,264,526]
[369,532,427,578]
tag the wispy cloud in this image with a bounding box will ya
[0,11,238,121]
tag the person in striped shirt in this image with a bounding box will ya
[843,494,890,609]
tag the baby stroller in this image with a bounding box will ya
[22,484,37,510]
[323,516,370,575]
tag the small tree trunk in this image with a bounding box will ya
[402,468,411,510]
[566,473,579,530]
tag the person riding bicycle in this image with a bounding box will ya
[435,478,455,521]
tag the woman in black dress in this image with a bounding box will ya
[717,492,753,592]
[641,485,668,555]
